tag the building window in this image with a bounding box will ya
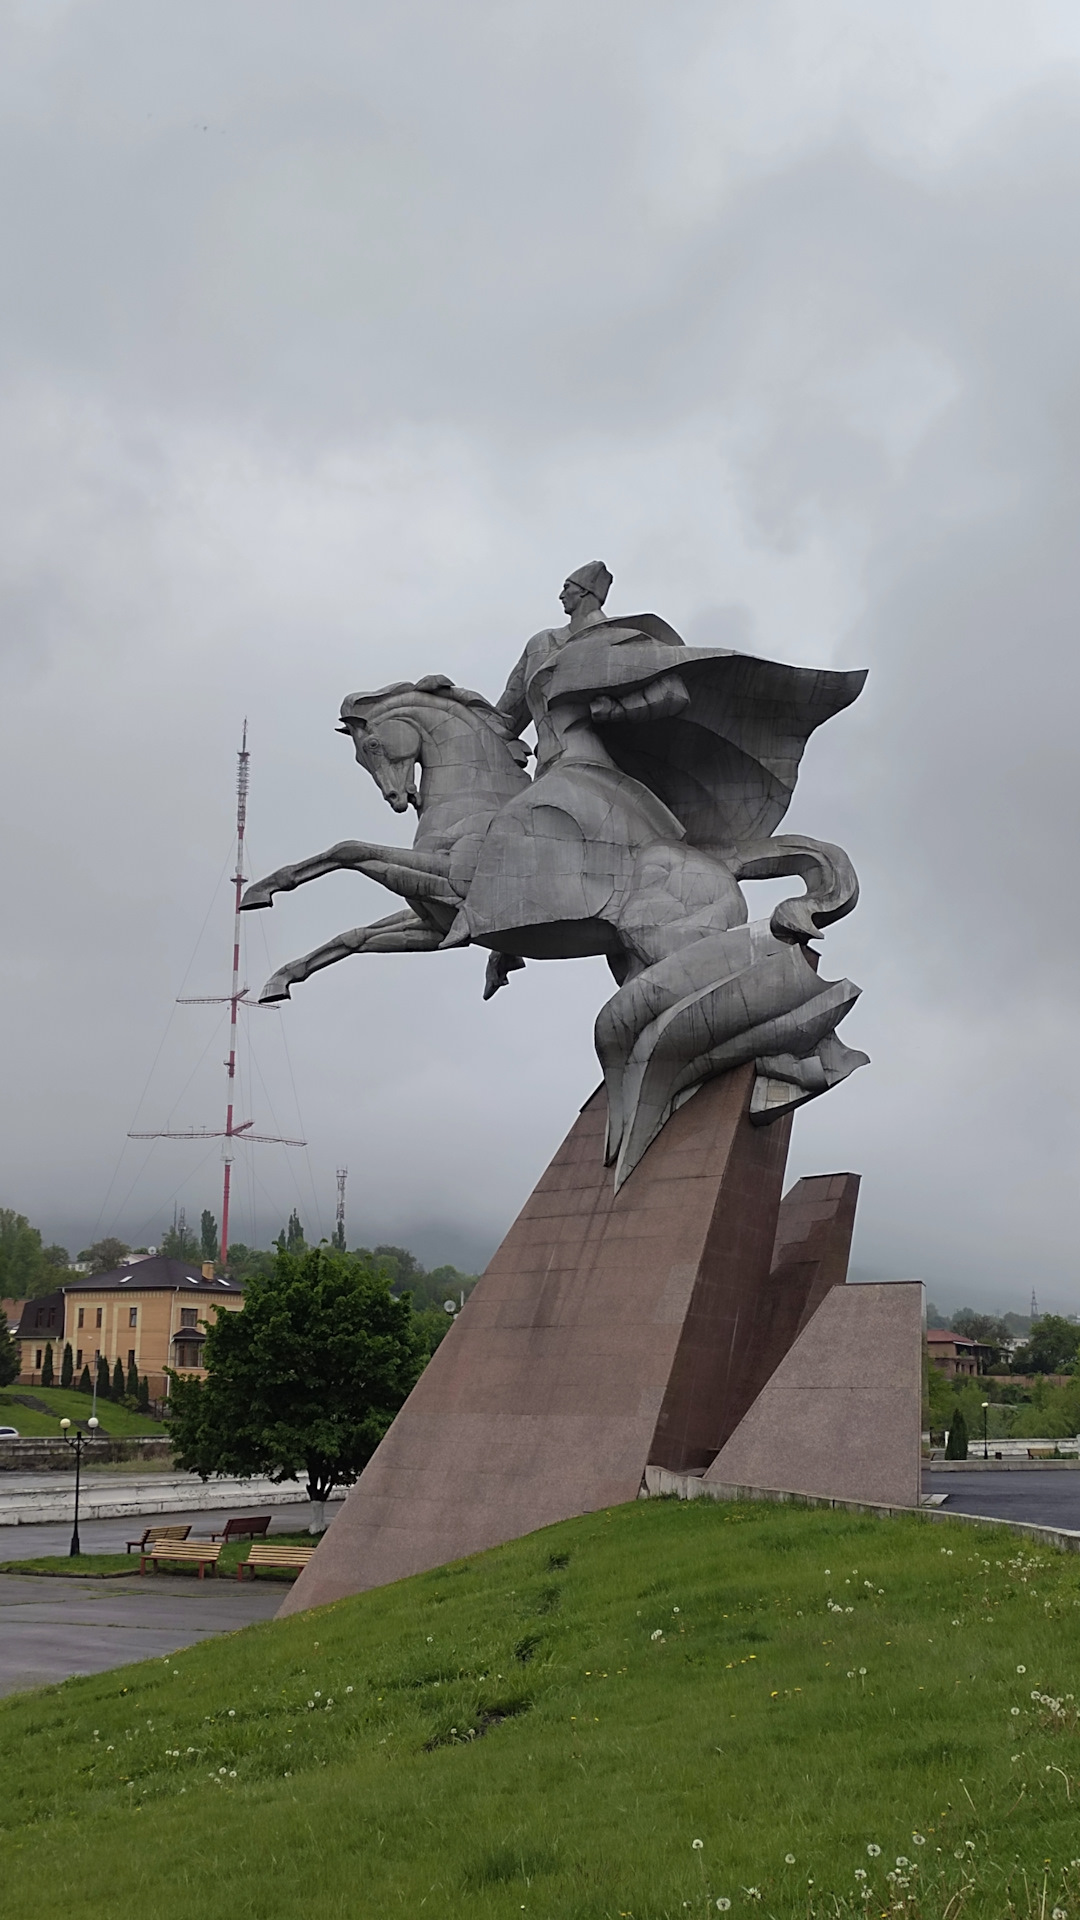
[95,1308,102,1329]
[35,1349,42,1368]
[76,1350,82,1369]
[180,1308,198,1329]
[128,1306,138,1328]
[176,1343,200,1368]
[128,1349,135,1369]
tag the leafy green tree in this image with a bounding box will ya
[127,1358,139,1399]
[924,1300,951,1330]
[275,1210,306,1255]
[160,1220,198,1260]
[43,1245,70,1270]
[78,1237,131,1275]
[78,1364,92,1394]
[41,1342,54,1387]
[1013,1315,1080,1375]
[0,1209,46,1299]
[200,1211,219,1265]
[221,1243,274,1281]
[167,1245,425,1503]
[112,1357,125,1399]
[950,1310,1010,1358]
[944,1407,969,1459]
[60,1342,74,1389]
[0,1311,18,1389]
[96,1354,111,1400]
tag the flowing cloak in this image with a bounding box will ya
[545,615,867,851]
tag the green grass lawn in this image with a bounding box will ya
[2,1498,1079,1920]
[0,1531,315,1580]
[0,1386,164,1437]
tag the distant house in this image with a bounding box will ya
[11,1256,244,1397]
[925,1328,991,1378]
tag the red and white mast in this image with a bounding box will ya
[129,724,304,1263]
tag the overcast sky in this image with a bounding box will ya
[2,0,1079,1309]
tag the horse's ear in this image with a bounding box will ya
[414,673,454,693]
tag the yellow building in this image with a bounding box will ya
[13,1256,245,1398]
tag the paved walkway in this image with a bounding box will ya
[925,1468,1080,1531]
[0,1572,284,1697]
[0,1500,329,1562]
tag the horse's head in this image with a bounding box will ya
[338,683,423,813]
[338,675,530,817]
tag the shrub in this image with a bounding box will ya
[944,1407,969,1459]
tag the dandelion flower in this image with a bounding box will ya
[229,1769,237,1778]
[227,1709,236,1718]
[785,1852,796,1864]
[717,1902,731,1912]
[896,1856,909,1867]
[692,1839,704,1850]
[912,1834,925,1846]
[867,1844,881,1858]
[854,1869,867,1880]
[859,1667,867,1676]
[1052,1909,1066,1919]
[1011,1706,1020,1715]
[1017,1665,1026,1674]
[673,1606,680,1614]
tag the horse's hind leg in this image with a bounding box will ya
[260,910,443,1002]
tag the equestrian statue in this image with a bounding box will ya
[241,562,868,1187]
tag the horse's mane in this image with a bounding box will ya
[340,675,518,745]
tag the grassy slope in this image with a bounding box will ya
[0,1386,163,1436]
[2,1499,1080,1920]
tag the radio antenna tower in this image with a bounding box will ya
[335,1167,348,1251]
[129,722,305,1263]
[1031,1287,1039,1321]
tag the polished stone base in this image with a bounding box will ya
[281,1062,807,1614]
[702,1281,924,1509]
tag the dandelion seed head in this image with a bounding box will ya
[867,1844,881,1858]
[692,1839,703,1850]
[1017,1665,1027,1674]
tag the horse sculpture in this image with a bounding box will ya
[242,667,867,1188]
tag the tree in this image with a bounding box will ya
[0,1311,18,1389]
[112,1357,125,1399]
[160,1220,198,1261]
[137,1374,151,1414]
[0,1209,46,1299]
[275,1210,306,1255]
[200,1211,219,1265]
[126,1357,139,1400]
[78,1237,130,1275]
[43,1244,70,1270]
[41,1342,54,1387]
[78,1364,92,1394]
[60,1342,74,1389]
[1014,1315,1080,1376]
[167,1245,425,1503]
[96,1354,111,1400]
[221,1243,274,1282]
[945,1407,969,1459]
[925,1300,951,1330]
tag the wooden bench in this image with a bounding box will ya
[209,1515,272,1544]
[126,1523,192,1553]
[237,1543,315,1582]
[139,1540,222,1579]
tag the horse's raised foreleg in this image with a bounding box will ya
[242,840,456,913]
[259,910,444,1002]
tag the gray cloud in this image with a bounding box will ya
[2,2,1079,1309]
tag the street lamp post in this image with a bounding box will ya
[59,1416,99,1557]
[982,1399,990,1460]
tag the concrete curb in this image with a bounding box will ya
[641,1465,1080,1555]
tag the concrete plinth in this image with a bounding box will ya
[281,1063,796,1615]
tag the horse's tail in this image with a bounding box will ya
[725,835,859,944]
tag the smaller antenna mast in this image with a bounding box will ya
[1031,1287,1039,1321]
[335,1168,348,1251]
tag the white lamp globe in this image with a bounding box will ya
[59,1418,70,1431]
[88,1416,99,1430]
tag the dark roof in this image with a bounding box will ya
[14,1291,66,1338]
[62,1257,243,1296]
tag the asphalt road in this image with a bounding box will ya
[925,1469,1080,1531]
[0,1500,328,1561]
[0,1572,284,1697]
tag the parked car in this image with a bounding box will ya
[0,1424,20,1438]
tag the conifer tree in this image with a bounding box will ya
[96,1354,111,1400]
[126,1357,139,1399]
[137,1374,151,1413]
[60,1342,74,1389]
[41,1342,54,1387]
[0,1311,18,1390]
[945,1407,969,1459]
[112,1357,125,1399]
[78,1363,92,1394]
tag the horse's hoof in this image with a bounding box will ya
[241,884,274,912]
[259,973,292,1003]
